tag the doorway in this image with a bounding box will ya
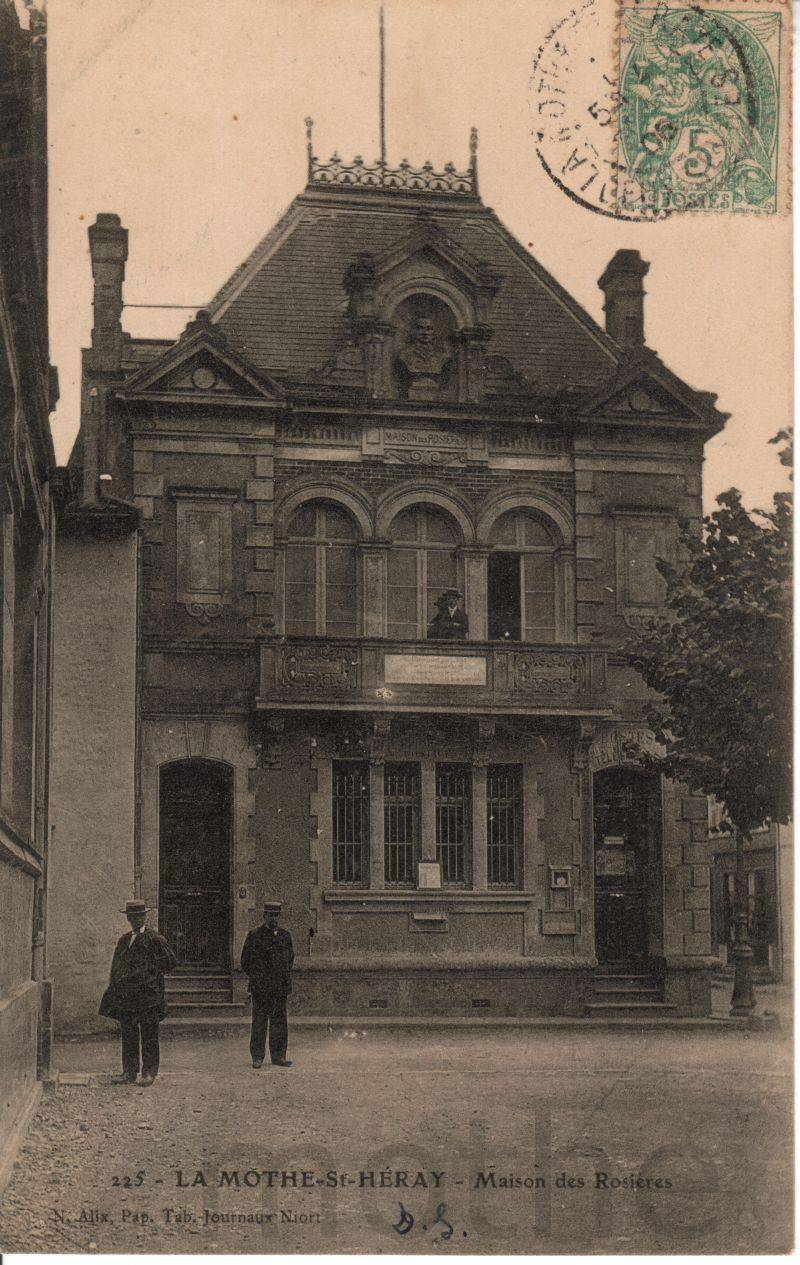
[159,759,233,968]
[593,767,661,964]
[487,552,521,640]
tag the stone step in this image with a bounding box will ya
[593,986,662,999]
[166,987,233,1003]
[166,973,231,987]
[593,971,659,981]
[167,1001,249,1020]
[157,1013,778,1034]
[593,978,661,991]
[585,1001,678,1017]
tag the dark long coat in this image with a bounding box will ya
[240,925,294,1002]
[99,927,177,1023]
[427,606,469,640]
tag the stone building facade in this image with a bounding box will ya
[50,138,727,1030]
[0,0,58,1168]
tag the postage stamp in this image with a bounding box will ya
[531,0,790,217]
[617,3,784,214]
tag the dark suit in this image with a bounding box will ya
[99,927,176,1080]
[427,606,469,640]
[241,924,294,1063]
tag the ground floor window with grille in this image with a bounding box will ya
[384,763,419,885]
[332,761,369,884]
[487,765,523,887]
[721,868,771,965]
[436,763,471,885]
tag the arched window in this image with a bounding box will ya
[387,505,460,639]
[487,510,556,642]
[285,500,359,636]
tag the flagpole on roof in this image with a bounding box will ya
[379,6,387,182]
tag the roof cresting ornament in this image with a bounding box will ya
[303,8,478,198]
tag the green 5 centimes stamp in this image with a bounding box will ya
[617,3,784,214]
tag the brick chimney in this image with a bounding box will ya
[597,249,649,347]
[88,213,128,372]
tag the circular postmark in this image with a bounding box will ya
[530,0,654,221]
[531,0,781,218]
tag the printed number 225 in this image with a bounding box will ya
[112,1171,146,1187]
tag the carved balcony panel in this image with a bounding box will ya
[257,637,608,716]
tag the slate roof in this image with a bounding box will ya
[205,184,620,393]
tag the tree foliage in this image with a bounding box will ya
[629,431,792,836]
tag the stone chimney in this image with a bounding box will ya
[88,213,128,372]
[597,249,649,347]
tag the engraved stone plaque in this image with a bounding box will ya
[384,653,487,686]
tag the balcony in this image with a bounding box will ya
[256,637,609,716]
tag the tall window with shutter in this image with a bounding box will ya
[487,510,556,642]
[285,500,359,636]
[386,505,461,639]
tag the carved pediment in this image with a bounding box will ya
[377,218,504,294]
[598,382,688,417]
[122,311,284,401]
[583,348,725,427]
[335,217,507,404]
[586,375,697,422]
[343,215,504,327]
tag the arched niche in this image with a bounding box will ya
[389,293,459,402]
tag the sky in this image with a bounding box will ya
[47,0,793,511]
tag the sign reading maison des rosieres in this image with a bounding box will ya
[382,428,463,447]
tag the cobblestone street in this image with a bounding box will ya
[0,1017,792,1255]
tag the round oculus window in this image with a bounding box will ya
[191,366,217,390]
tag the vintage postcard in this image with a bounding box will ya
[0,0,793,1257]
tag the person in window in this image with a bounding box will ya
[427,588,468,640]
[99,899,177,1086]
[240,901,294,1068]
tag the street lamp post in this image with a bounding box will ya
[730,824,756,1015]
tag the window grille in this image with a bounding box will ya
[384,763,420,885]
[332,761,369,885]
[723,869,768,944]
[436,763,471,885]
[487,765,523,887]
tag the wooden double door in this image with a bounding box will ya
[593,768,661,965]
[159,760,233,968]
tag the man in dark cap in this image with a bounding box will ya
[99,899,177,1086]
[240,902,294,1068]
[427,588,469,640]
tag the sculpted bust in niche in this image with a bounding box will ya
[393,296,455,401]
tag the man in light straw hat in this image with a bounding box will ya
[240,901,294,1068]
[99,899,176,1086]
